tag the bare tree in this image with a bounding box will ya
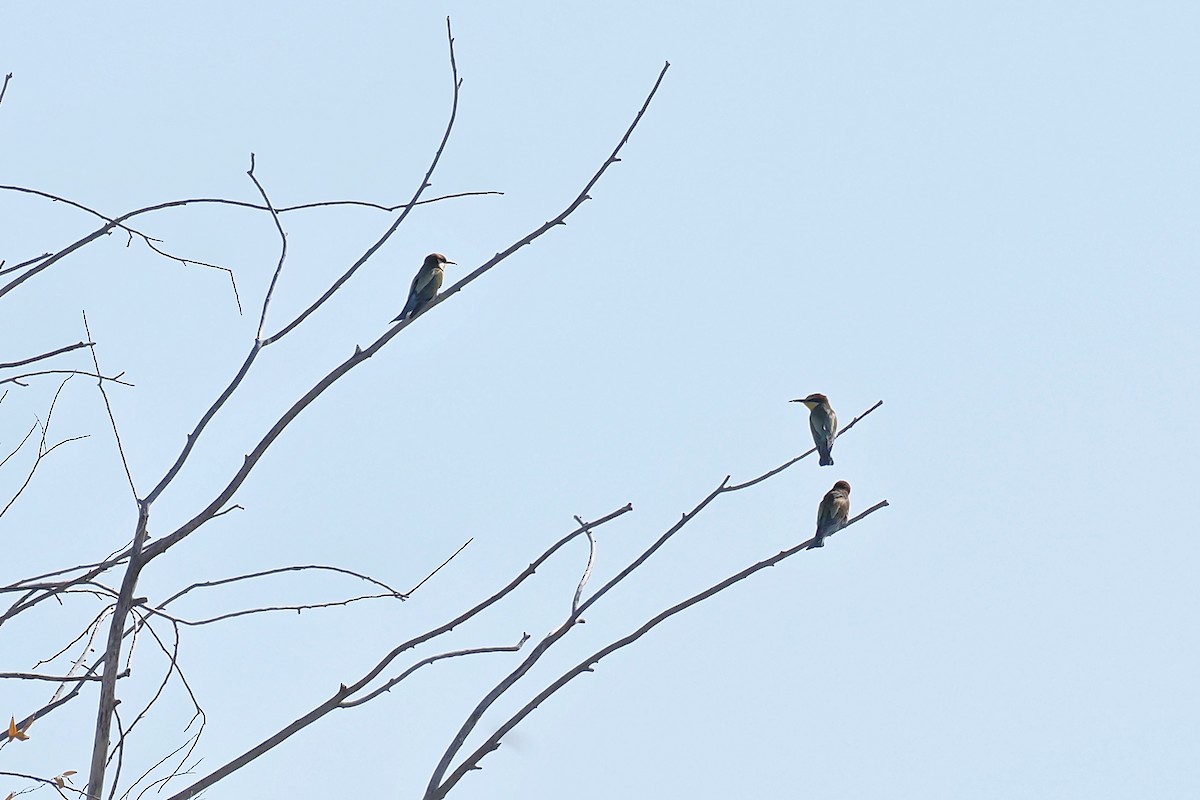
[1,18,887,800]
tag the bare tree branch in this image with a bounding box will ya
[83,312,137,502]
[0,369,132,388]
[571,515,596,616]
[0,72,12,110]
[246,153,288,339]
[412,59,673,321]
[0,378,87,520]
[158,564,403,608]
[0,420,37,471]
[142,54,670,568]
[137,238,242,315]
[727,399,884,492]
[424,402,884,797]
[339,634,532,709]
[0,670,126,682]
[159,503,633,800]
[152,592,402,626]
[0,771,84,799]
[0,341,94,370]
[430,499,891,798]
[0,252,52,278]
[404,538,473,596]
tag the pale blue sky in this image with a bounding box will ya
[2,2,1198,798]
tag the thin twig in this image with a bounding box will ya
[138,238,242,315]
[0,72,12,109]
[153,592,402,626]
[119,615,205,798]
[83,312,137,502]
[0,670,125,682]
[246,153,288,339]
[0,771,84,799]
[107,708,127,800]
[0,341,94,370]
[727,399,884,492]
[0,368,133,388]
[0,252,52,277]
[0,421,36,470]
[340,635,532,709]
[135,17,465,511]
[405,538,473,596]
[158,565,403,609]
[0,378,83,521]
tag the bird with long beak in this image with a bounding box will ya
[790,392,837,466]
[811,480,851,549]
[394,253,455,322]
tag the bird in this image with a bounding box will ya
[394,253,455,322]
[811,480,851,549]
[790,392,838,466]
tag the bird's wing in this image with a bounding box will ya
[835,494,850,524]
[410,266,433,295]
[816,494,833,528]
[811,410,835,443]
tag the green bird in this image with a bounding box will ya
[811,480,850,549]
[394,253,455,322]
[790,392,838,466]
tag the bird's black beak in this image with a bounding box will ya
[789,399,803,403]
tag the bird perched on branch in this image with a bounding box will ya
[790,392,838,466]
[811,480,850,549]
[394,253,455,322]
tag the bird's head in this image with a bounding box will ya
[790,392,829,410]
[425,253,455,269]
[832,480,851,494]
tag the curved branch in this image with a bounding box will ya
[570,516,596,616]
[246,153,288,339]
[0,341,93,370]
[158,564,403,609]
[340,634,531,709]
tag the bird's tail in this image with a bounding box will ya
[392,301,414,323]
[819,452,834,467]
